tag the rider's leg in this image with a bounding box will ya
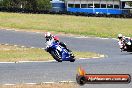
[59,42,74,56]
[59,42,71,52]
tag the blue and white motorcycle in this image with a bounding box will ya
[46,42,75,62]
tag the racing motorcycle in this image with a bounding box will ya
[46,41,75,62]
[121,38,132,52]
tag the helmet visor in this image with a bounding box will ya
[118,37,122,39]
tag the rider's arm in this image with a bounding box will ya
[45,38,55,51]
[59,42,67,48]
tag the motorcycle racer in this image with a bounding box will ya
[44,32,75,62]
[118,34,125,50]
[118,34,132,51]
[44,32,72,53]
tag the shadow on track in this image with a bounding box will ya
[120,52,132,55]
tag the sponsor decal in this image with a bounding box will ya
[76,66,131,85]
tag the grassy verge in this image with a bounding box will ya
[0,83,78,88]
[0,45,101,62]
[0,12,132,38]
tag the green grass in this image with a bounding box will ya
[0,12,131,38]
[0,45,100,62]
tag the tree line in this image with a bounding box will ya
[0,0,51,11]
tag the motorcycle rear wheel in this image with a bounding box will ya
[70,59,75,62]
[70,56,75,62]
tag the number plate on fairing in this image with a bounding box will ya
[56,46,62,51]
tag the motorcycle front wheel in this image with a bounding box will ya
[50,50,62,62]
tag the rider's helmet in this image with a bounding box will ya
[118,34,123,40]
[45,32,52,40]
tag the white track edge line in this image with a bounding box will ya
[2,29,118,40]
[3,81,76,86]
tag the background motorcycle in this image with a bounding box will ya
[122,38,132,52]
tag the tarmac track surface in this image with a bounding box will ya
[0,29,132,88]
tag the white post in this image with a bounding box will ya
[93,0,95,13]
[20,4,22,8]
[67,2,68,11]
[80,0,81,8]
[106,0,108,14]
[87,0,88,8]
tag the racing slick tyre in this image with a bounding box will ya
[50,50,62,62]
[70,52,75,62]
[70,58,75,62]
[70,55,75,62]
